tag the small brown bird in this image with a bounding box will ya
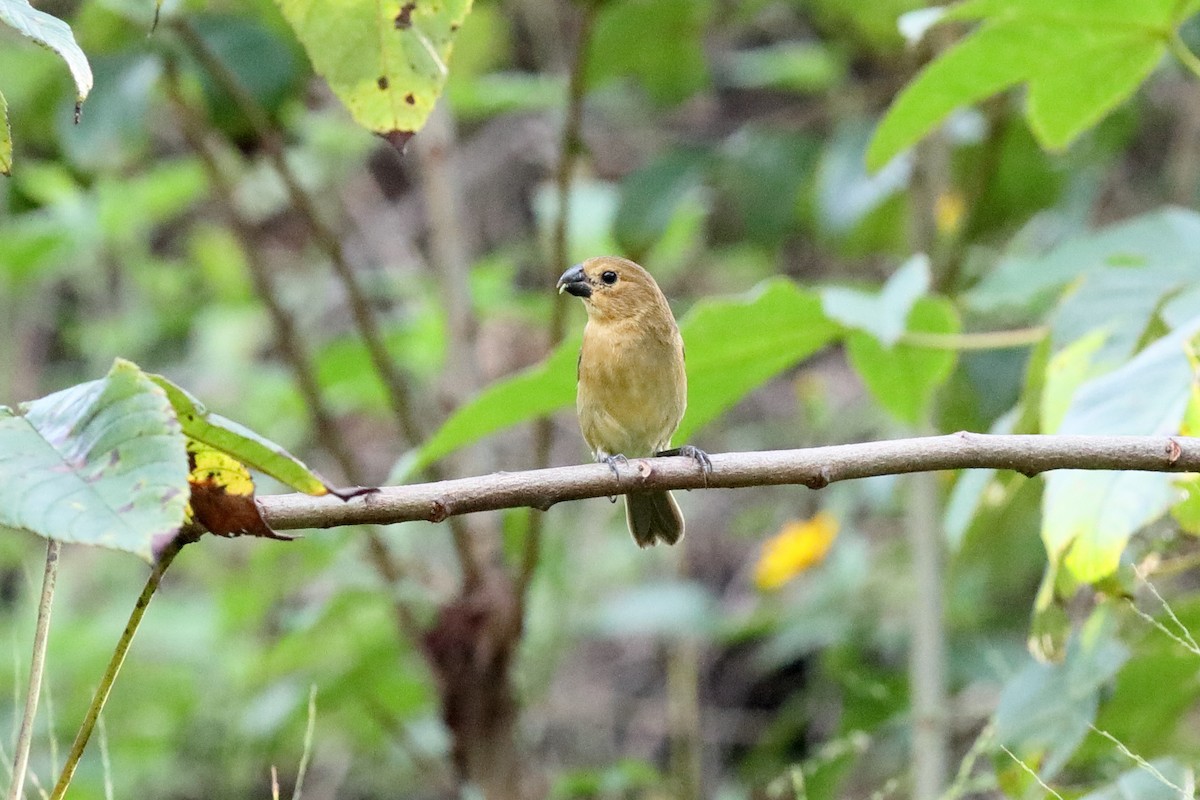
[557,256,709,547]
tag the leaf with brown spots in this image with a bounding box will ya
[276,0,473,138]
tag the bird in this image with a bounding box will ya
[557,256,710,547]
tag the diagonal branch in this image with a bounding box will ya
[259,434,1200,531]
[170,18,424,449]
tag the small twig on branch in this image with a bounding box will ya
[259,434,1200,531]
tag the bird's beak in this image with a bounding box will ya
[557,264,592,298]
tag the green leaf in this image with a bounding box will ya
[723,42,845,93]
[148,374,333,497]
[0,0,93,104]
[613,147,710,258]
[0,359,188,561]
[995,609,1128,778]
[409,335,579,474]
[588,0,710,105]
[1042,315,1200,583]
[0,89,9,175]
[676,280,839,442]
[845,295,959,424]
[821,254,930,347]
[410,279,839,472]
[866,1,1175,169]
[971,207,1200,313]
[275,0,473,142]
[1171,476,1200,535]
[1024,29,1163,150]
[1040,329,1108,433]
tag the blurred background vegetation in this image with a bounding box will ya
[3,0,1200,798]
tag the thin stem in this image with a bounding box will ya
[519,3,599,613]
[906,467,948,799]
[163,62,442,632]
[170,19,425,449]
[901,327,1047,351]
[172,31,491,581]
[666,637,702,800]
[49,539,186,800]
[1171,29,1200,81]
[7,540,60,800]
[290,686,317,800]
[174,8,486,592]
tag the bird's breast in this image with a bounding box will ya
[577,321,686,458]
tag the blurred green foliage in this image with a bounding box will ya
[3,0,1200,798]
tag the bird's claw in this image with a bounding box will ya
[600,453,628,480]
[599,454,628,502]
[657,445,713,487]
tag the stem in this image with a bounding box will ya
[170,19,425,449]
[900,326,1047,351]
[49,539,186,800]
[666,637,702,800]
[290,686,317,800]
[7,540,60,800]
[906,467,948,799]
[162,62,441,632]
[1171,29,1200,81]
[519,3,600,612]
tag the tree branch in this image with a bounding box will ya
[259,434,1200,531]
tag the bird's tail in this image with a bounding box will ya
[625,490,684,547]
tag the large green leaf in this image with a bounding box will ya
[588,0,710,105]
[0,359,188,561]
[276,0,473,143]
[821,254,929,348]
[844,295,959,425]
[676,279,839,442]
[1042,314,1200,583]
[1078,760,1195,800]
[866,0,1183,169]
[613,147,710,258]
[971,208,1200,312]
[409,279,839,473]
[148,374,334,496]
[995,610,1128,778]
[410,335,580,474]
[0,0,93,105]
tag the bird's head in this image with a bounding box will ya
[557,256,672,324]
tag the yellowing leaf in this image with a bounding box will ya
[186,439,291,540]
[276,0,473,144]
[754,512,839,591]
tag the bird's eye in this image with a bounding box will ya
[601,270,618,285]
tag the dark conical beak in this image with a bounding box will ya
[557,264,592,298]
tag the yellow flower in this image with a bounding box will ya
[754,512,839,591]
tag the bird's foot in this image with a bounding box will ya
[599,454,628,501]
[657,445,713,487]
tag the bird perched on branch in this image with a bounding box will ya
[557,256,710,547]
